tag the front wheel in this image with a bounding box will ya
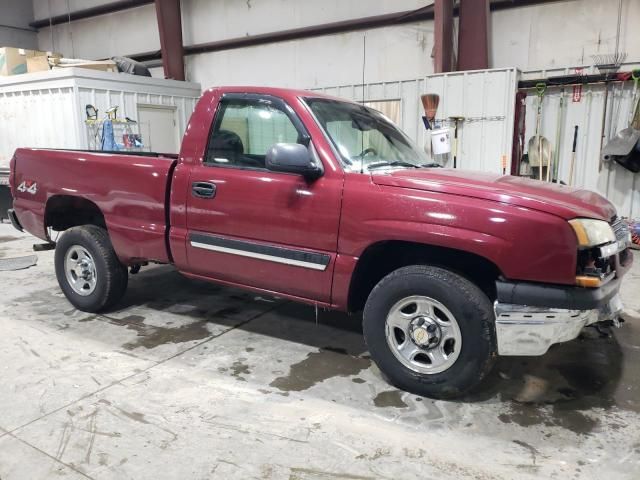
[54,225,128,313]
[363,265,496,399]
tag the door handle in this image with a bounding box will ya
[192,181,216,199]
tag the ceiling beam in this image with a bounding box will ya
[30,0,153,29]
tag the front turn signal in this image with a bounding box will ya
[575,275,601,288]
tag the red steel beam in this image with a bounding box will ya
[433,0,454,73]
[154,0,185,80]
[30,0,153,29]
[458,0,490,70]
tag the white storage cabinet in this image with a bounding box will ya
[0,68,201,169]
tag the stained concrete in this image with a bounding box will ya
[0,223,639,479]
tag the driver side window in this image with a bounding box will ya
[205,98,300,169]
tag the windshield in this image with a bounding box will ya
[304,98,432,172]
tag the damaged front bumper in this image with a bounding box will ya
[494,295,623,355]
[493,278,625,355]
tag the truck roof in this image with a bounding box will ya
[202,85,354,104]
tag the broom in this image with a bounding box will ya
[421,94,440,129]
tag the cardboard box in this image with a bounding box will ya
[0,48,49,76]
[26,55,50,73]
[0,48,29,76]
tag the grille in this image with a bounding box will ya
[611,217,630,242]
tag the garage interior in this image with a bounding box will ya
[1,1,640,479]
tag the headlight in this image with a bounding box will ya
[568,218,615,248]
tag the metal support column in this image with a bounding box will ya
[458,0,489,71]
[154,0,185,80]
[433,0,454,73]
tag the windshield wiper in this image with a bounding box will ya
[367,161,421,170]
[367,161,442,170]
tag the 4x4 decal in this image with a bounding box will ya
[17,180,37,195]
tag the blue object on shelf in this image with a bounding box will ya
[101,119,119,151]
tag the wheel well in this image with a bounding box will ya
[45,195,106,231]
[348,241,502,312]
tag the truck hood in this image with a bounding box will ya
[371,169,616,221]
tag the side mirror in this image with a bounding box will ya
[265,143,323,181]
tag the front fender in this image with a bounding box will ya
[359,219,510,266]
[338,177,578,286]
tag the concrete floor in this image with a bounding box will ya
[0,223,639,480]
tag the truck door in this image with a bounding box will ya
[184,93,343,303]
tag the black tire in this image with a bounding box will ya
[363,265,496,399]
[54,225,128,313]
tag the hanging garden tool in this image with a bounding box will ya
[601,69,640,172]
[598,84,610,172]
[421,94,439,130]
[568,126,579,185]
[551,89,565,182]
[449,116,465,168]
[420,94,440,158]
[527,83,552,181]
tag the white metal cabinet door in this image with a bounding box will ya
[137,105,179,153]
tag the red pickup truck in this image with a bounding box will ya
[8,86,633,398]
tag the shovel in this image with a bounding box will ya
[527,83,552,180]
[602,69,640,162]
[528,136,552,180]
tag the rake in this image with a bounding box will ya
[592,53,627,74]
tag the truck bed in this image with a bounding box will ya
[11,148,177,264]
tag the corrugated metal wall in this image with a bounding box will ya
[0,69,200,167]
[523,80,639,219]
[0,87,79,164]
[311,68,518,174]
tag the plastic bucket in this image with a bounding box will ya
[431,128,451,155]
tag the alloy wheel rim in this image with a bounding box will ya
[64,245,97,296]
[385,295,462,374]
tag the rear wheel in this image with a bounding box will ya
[54,225,128,313]
[363,265,496,399]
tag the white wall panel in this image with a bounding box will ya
[33,0,112,20]
[186,23,433,90]
[492,0,640,72]
[0,0,37,48]
[182,0,431,46]
[36,3,159,59]
[313,68,518,174]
